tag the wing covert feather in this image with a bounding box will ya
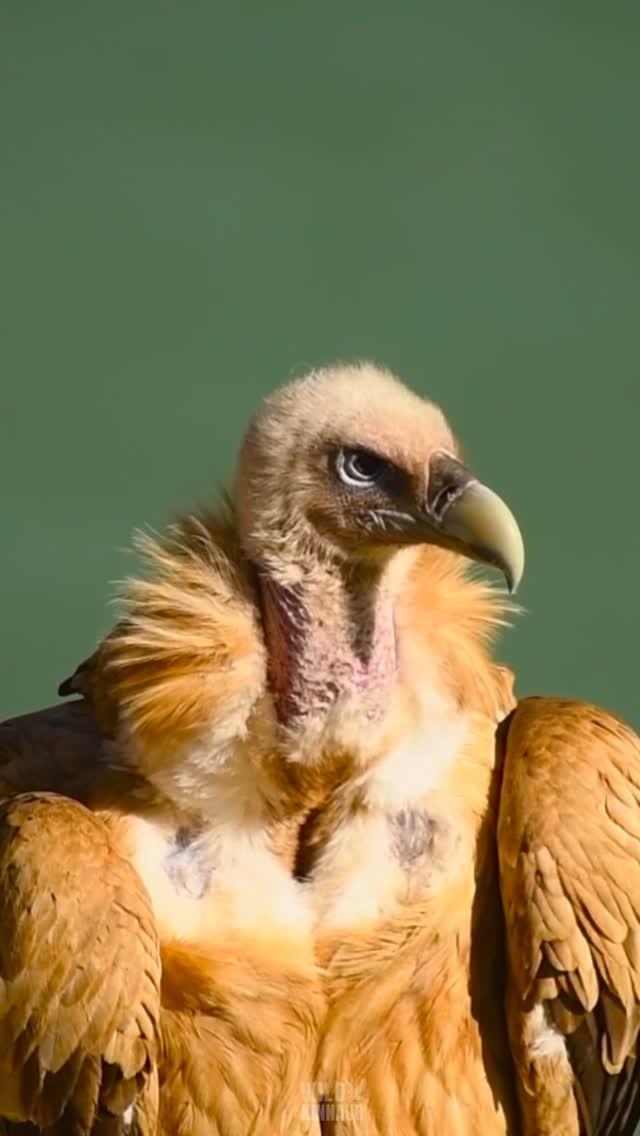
[0,793,161,1134]
[499,697,640,1135]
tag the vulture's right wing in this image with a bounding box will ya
[0,700,154,808]
[0,793,161,1134]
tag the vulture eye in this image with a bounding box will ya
[335,447,389,488]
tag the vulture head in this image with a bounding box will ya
[232,363,524,733]
[234,362,523,592]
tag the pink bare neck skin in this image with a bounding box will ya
[256,560,398,725]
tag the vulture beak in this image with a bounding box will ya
[419,452,525,593]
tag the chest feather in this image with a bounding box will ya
[122,813,311,947]
[309,710,473,932]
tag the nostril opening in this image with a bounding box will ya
[430,483,461,520]
[427,452,472,519]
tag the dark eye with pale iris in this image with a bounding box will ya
[334,447,389,488]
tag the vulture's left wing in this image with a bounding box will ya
[498,697,640,1136]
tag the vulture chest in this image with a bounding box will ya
[113,812,324,1136]
[307,717,519,1135]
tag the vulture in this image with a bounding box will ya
[1,361,639,1136]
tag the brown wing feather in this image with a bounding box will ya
[0,702,155,810]
[0,793,161,1134]
[0,702,102,793]
[58,654,95,699]
[498,697,640,1136]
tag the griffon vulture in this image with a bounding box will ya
[1,363,638,1136]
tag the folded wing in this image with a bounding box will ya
[0,793,161,1134]
[499,697,640,1136]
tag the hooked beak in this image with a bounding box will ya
[417,452,525,592]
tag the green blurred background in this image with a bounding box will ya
[3,2,639,726]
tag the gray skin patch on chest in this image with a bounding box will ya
[387,809,443,869]
[164,826,213,899]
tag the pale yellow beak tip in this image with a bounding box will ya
[442,480,525,593]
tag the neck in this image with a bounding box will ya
[255,554,403,726]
